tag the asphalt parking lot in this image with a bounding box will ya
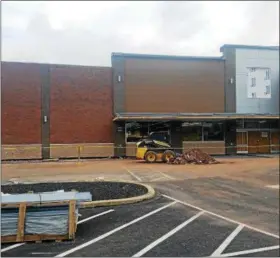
[2,194,279,257]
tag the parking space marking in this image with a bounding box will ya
[211,224,244,257]
[148,167,176,181]
[266,184,279,189]
[220,245,279,257]
[124,167,142,182]
[1,243,25,253]
[162,194,279,239]
[55,201,177,257]
[132,211,204,257]
[150,177,167,182]
[77,209,114,224]
[31,252,56,255]
[124,167,176,182]
[0,209,115,254]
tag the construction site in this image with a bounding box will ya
[1,43,279,257]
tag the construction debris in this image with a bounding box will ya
[168,148,219,165]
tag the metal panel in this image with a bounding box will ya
[223,48,236,112]
[40,64,51,159]
[235,48,279,114]
[123,58,225,113]
[111,55,125,113]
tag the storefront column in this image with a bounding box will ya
[170,122,183,153]
[113,122,126,157]
[225,120,237,155]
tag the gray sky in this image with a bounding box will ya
[2,1,279,66]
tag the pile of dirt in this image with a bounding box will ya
[168,148,219,165]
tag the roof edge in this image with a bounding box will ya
[111,52,223,61]
[220,44,279,52]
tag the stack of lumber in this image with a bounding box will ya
[1,191,92,243]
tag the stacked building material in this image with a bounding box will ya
[1,191,92,238]
[168,148,219,165]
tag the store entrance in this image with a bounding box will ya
[248,131,270,154]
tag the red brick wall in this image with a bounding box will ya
[1,62,42,144]
[50,65,113,143]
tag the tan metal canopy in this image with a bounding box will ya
[113,113,279,121]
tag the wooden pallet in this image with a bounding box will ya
[1,200,77,244]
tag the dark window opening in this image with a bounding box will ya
[203,121,224,141]
[125,122,149,143]
[182,122,202,141]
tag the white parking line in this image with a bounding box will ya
[162,194,279,239]
[148,167,175,180]
[150,177,167,182]
[132,211,204,257]
[0,209,115,254]
[159,171,175,180]
[124,167,142,182]
[1,243,25,253]
[77,209,114,224]
[55,201,177,257]
[211,224,244,256]
[220,245,280,257]
[266,184,279,189]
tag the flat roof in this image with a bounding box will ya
[111,52,223,61]
[1,61,111,69]
[220,44,279,52]
[113,112,279,121]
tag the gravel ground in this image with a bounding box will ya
[1,181,148,201]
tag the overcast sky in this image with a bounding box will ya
[2,1,279,66]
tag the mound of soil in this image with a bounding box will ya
[1,181,148,201]
[168,148,219,165]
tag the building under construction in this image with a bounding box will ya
[1,44,279,160]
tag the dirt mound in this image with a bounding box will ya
[168,148,219,165]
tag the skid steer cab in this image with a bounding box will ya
[136,139,176,163]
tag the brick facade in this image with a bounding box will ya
[50,65,113,143]
[1,62,42,144]
[1,62,113,147]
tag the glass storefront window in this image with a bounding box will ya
[236,119,244,129]
[244,120,259,129]
[149,122,170,143]
[182,122,202,141]
[203,121,224,141]
[259,120,270,129]
[125,122,149,143]
[270,120,280,129]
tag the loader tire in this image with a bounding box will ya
[145,151,157,163]
[162,150,176,163]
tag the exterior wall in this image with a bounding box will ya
[1,62,113,160]
[1,62,42,145]
[222,48,236,112]
[124,58,225,113]
[183,141,226,155]
[1,144,42,160]
[126,143,137,157]
[112,56,225,113]
[50,143,114,159]
[50,65,113,144]
[235,49,279,114]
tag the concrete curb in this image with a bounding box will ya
[80,182,156,208]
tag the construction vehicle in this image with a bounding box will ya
[135,132,176,163]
